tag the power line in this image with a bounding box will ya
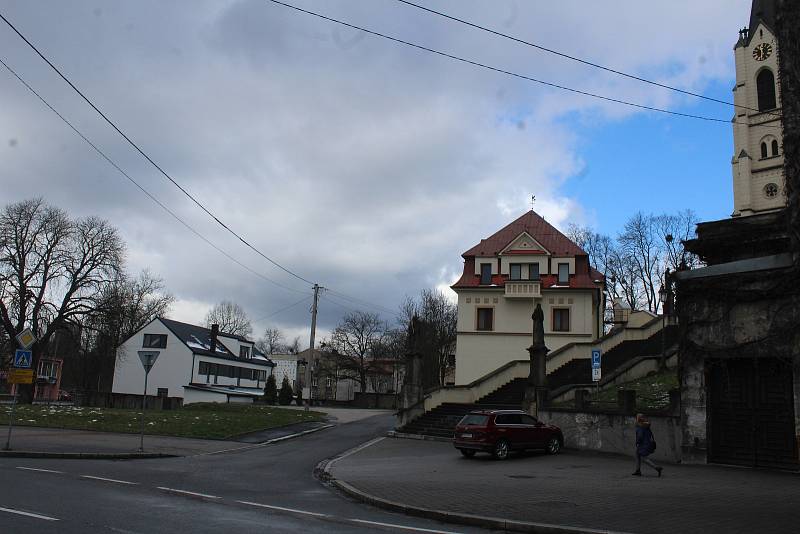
[0,54,308,296]
[253,295,313,323]
[264,0,739,124]
[324,288,400,318]
[394,0,782,119]
[0,10,315,287]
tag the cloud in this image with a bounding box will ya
[0,0,748,344]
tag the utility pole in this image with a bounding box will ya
[305,283,320,411]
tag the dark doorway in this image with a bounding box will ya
[708,358,797,469]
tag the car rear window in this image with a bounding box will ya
[459,414,489,426]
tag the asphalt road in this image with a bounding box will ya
[0,413,493,533]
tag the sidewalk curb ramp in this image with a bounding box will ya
[315,438,634,534]
[0,450,176,459]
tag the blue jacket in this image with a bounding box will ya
[636,425,654,456]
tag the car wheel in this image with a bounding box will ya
[459,449,476,458]
[492,439,510,460]
[545,436,562,455]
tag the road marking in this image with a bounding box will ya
[15,466,63,474]
[325,436,385,471]
[237,500,329,518]
[350,519,463,533]
[197,424,336,456]
[0,506,59,521]
[81,475,138,485]
[157,487,221,500]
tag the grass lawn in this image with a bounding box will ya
[0,402,325,440]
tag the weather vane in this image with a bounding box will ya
[530,195,536,210]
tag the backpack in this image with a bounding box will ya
[648,428,657,453]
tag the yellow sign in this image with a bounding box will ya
[16,328,36,349]
[8,369,34,384]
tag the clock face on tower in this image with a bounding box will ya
[752,42,772,61]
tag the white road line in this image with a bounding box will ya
[0,506,59,521]
[326,436,385,470]
[81,475,138,485]
[237,500,329,518]
[350,518,463,534]
[15,466,63,474]
[157,487,221,499]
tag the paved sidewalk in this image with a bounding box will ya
[328,437,800,534]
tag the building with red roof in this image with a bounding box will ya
[452,210,605,385]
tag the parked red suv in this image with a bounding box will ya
[453,409,564,460]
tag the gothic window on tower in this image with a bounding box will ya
[761,142,768,159]
[764,183,779,198]
[756,69,777,111]
[772,139,779,156]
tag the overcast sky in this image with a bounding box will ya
[1,0,750,345]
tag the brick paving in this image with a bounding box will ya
[329,437,800,534]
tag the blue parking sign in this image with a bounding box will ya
[591,349,601,369]
[14,349,32,368]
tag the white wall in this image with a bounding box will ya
[183,387,228,404]
[113,319,193,397]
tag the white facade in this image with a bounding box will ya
[270,353,299,389]
[731,17,785,216]
[112,318,273,403]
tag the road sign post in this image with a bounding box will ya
[3,391,17,451]
[137,351,160,452]
[591,349,602,399]
[5,340,36,450]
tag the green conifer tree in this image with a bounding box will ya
[263,374,277,404]
[278,375,294,405]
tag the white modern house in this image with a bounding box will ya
[452,210,605,385]
[113,318,275,404]
[270,353,299,390]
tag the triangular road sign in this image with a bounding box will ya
[138,351,160,374]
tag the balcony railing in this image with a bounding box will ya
[504,280,541,298]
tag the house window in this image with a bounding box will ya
[157,388,168,397]
[761,142,768,159]
[143,334,167,348]
[239,346,251,359]
[772,139,779,156]
[757,69,777,111]
[199,362,210,375]
[553,308,570,332]
[480,263,492,285]
[528,263,540,280]
[557,263,569,284]
[476,308,494,331]
[510,264,522,280]
[326,377,332,388]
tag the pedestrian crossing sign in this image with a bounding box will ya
[14,349,32,368]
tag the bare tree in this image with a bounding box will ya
[0,198,124,402]
[618,212,663,313]
[205,300,252,338]
[287,336,300,354]
[398,289,457,386]
[329,311,386,393]
[64,270,173,392]
[654,210,700,271]
[256,327,285,354]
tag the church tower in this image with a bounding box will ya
[730,0,784,217]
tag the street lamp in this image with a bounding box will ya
[658,270,671,371]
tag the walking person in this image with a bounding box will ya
[632,413,663,477]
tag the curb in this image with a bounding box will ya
[316,438,634,534]
[0,450,176,459]
[386,430,452,443]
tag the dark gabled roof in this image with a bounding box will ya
[749,0,777,36]
[461,210,587,258]
[158,317,273,366]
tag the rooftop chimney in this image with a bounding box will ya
[210,324,219,352]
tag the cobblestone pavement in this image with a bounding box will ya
[329,437,800,534]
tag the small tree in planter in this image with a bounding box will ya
[278,375,294,405]
[264,374,277,405]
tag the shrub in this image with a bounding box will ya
[278,375,294,405]
[264,374,277,404]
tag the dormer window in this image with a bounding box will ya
[480,263,492,285]
[240,346,251,359]
[510,264,522,280]
[557,263,569,284]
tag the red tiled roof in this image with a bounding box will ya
[462,210,586,258]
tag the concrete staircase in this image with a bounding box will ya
[397,325,679,439]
